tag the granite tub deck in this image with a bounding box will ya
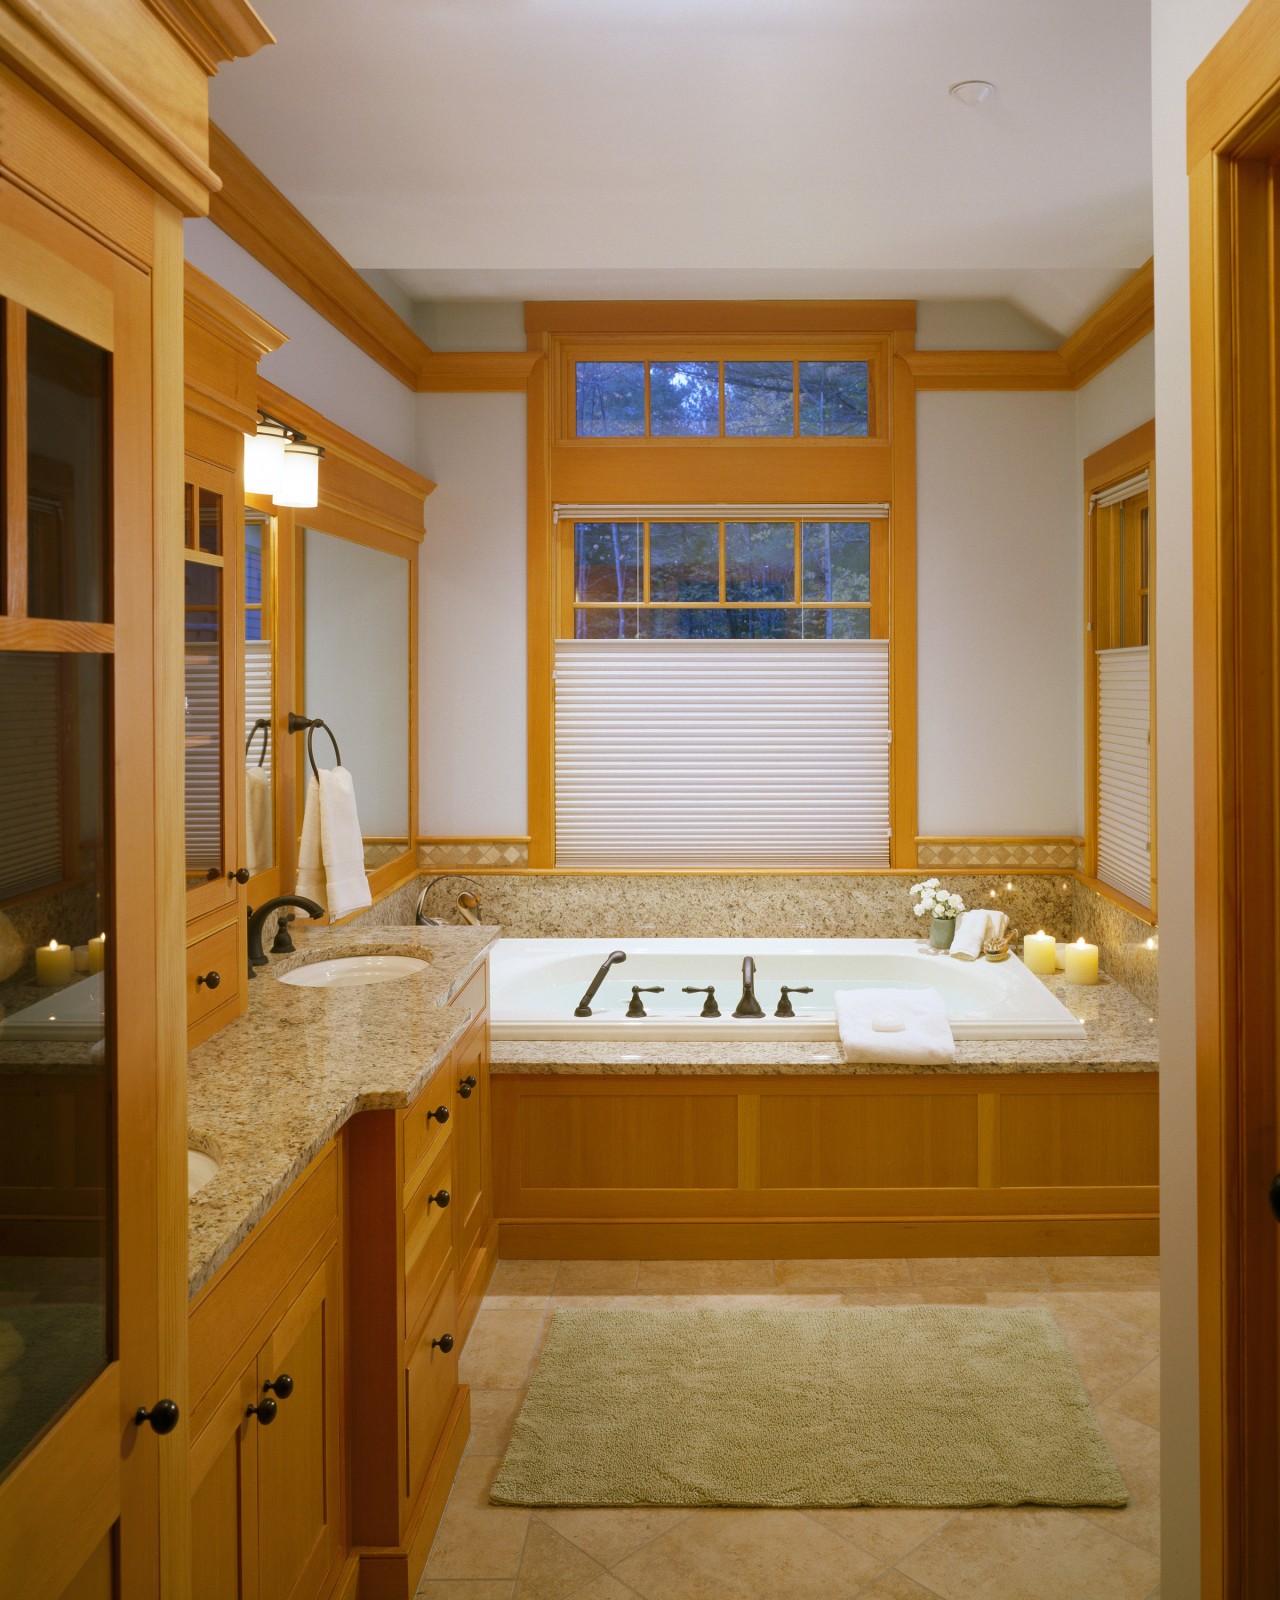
[186,924,499,1297]
[490,972,1158,1076]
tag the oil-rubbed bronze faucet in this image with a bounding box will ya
[733,955,765,1018]
[246,896,324,976]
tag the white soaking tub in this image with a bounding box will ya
[489,937,1086,1043]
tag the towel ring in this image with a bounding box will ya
[287,712,342,780]
[245,718,270,767]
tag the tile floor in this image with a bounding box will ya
[417,1256,1161,1600]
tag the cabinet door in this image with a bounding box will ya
[450,1018,488,1279]
[255,1251,342,1600]
[190,1368,259,1600]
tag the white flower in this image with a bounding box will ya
[913,903,926,917]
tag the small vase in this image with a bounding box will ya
[929,916,956,950]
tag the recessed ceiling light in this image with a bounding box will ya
[950,80,996,105]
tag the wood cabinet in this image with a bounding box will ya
[189,1147,347,1600]
[449,969,494,1342]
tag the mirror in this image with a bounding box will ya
[301,527,411,869]
[243,505,276,877]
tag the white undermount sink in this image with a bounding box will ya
[187,1147,220,1198]
[277,954,429,990]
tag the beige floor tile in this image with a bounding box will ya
[1038,1289,1161,1343]
[423,1459,532,1582]
[898,1508,1159,1600]
[1076,1406,1161,1554]
[537,1508,691,1568]
[1037,1298,1159,1404]
[466,1389,527,1457]
[613,1508,882,1600]
[415,1583,515,1599]
[514,1520,606,1600]
[839,1291,928,1308]
[460,1306,551,1389]
[854,1573,947,1600]
[907,1258,1051,1291]
[1107,1358,1160,1429]
[570,1578,645,1600]
[554,1260,641,1295]
[806,1508,954,1565]
[490,1261,561,1297]
[775,1259,913,1291]
[1042,1256,1160,1288]
[635,1260,776,1294]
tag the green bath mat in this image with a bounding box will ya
[490,1305,1127,1510]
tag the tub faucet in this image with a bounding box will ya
[574,949,626,1016]
[734,955,765,1018]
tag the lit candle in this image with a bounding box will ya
[87,933,106,975]
[1064,936,1099,985]
[35,940,74,985]
[1022,930,1057,975]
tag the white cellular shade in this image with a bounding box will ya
[244,639,273,759]
[1089,470,1149,512]
[554,639,890,867]
[1096,646,1151,907]
[185,645,222,875]
[0,655,62,900]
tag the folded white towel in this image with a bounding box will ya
[949,909,991,961]
[296,775,326,913]
[246,766,273,875]
[318,766,372,921]
[835,987,956,1065]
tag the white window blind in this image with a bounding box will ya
[554,638,890,867]
[244,639,272,759]
[1097,645,1151,907]
[0,654,63,899]
[1090,470,1149,512]
[185,646,222,874]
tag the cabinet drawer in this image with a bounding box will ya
[187,921,242,1029]
[404,1140,453,1344]
[448,962,487,1020]
[406,1275,458,1500]
[402,1061,452,1199]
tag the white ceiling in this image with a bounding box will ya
[211,0,1153,336]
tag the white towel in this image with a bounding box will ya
[835,987,956,1065]
[296,775,326,913]
[245,766,273,874]
[950,909,992,961]
[318,766,372,920]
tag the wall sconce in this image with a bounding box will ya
[243,415,289,495]
[275,438,324,509]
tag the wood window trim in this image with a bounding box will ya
[526,310,919,871]
[1081,420,1156,922]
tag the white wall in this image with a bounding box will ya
[183,219,417,466]
[915,300,1058,351]
[1151,4,1250,1595]
[414,301,527,352]
[1075,332,1156,461]
[916,391,1080,836]
[416,393,528,836]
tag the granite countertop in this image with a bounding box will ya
[187,924,499,1298]
[490,972,1158,1078]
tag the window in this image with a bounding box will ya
[573,356,871,439]
[568,516,886,639]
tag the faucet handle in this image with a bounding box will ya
[682,985,721,1018]
[626,985,664,1018]
[775,985,814,1018]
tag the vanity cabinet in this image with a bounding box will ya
[447,964,494,1341]
[189,1146,346,1600]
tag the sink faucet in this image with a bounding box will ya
[733,955,765,1018]
[247,896,325,976]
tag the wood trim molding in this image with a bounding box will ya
[143,0,274,74]
[1060,258,1155,386]
[185,261,285,437]
[525,300,918,338]
[1188,0,1280,168]
[209,125,433,386]
[185,261,285,361]
[417,351,543,392]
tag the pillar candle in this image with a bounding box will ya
[1064,936,1099,985]
[72,945,90,974]
[35,940,74,985]
[1022,930,1057,975]
[86,934,106,975]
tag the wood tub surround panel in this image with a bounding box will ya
[492,1072,1159,1256]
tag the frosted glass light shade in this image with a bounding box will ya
[244,422,288,494]
[276,441,322,508]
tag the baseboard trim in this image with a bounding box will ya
[497,1215,1158,1260]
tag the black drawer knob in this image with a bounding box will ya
[426,1105,450,1124]
[458,1075,477,1100]
[196,970,221,990]
[229,867,251,884]
[263,1373,293,1399]
[246,1398,278,1425]
[432,1333,455,1353]
[135,1399,180,1435]
[428,1188,451,1209]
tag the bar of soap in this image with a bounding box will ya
[872,1013,906,1033]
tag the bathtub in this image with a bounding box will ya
[489,937,1086,1042]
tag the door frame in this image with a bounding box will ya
[1189,4,1280,1593]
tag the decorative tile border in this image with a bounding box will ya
[419,839,530,869]
[916,838,1082,871]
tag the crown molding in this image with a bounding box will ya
[417,350,544,392]
[184,260,286,361]
[1059,258,1154,387]
[144,0,273,73]
[209,124,433,387]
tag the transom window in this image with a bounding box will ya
[574,358,870,439]
[570,517,886,639]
